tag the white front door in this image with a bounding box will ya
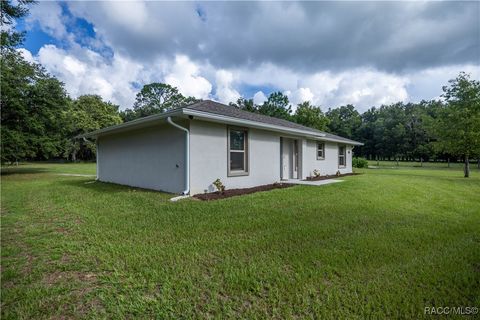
[281,138,300,180]
[281,138,290,180]
[292,140,299,179]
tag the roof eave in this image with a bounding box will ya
[319,137,364,146]
[78,106,364,146]
[77,109,184,139]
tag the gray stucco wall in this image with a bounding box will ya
[97,122,186,193]
[96,118,354,194]
[189,120,282,195]
[301,140,353,178]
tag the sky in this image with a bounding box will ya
[17,1,480,112]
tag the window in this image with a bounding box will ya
[316,142,325,160]
[338,145,346,167]
[228,128,248,176]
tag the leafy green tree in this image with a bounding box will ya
[294,101,329,131]
[258,92,292,120]
[0,0,124,163]
[119,108,139,122]
[1,0,71,163]
[121,83,197,121]
[326,104,361,139]
[382,103,409,163]
[65,95,123,160]
[229,97,257,113]
[1,51,69,162]
[357,107,378,160]
[1,0,34,49]
[433,72,480,177]
[403,101,438,163]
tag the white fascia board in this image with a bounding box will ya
[316,137,364,146]
[183,109,327,139]
[78,109,183,138]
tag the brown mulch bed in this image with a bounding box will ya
[305,172,361,181]
[193,183,295,201]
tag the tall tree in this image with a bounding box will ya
[433,72,480,177]
[1,51,69,162]
[229,97,257,113]
[1,0,34,49]
[120,83,197,121]
[131,83,195,118]
[65,95,123,160]
[258,92,292,120]
[326,104,361,139]
[357,107,378,159]
[294,101,329,131]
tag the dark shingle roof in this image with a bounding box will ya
[184,100,362,145]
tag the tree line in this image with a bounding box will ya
[1,0,479,177]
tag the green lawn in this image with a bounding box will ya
[1,163,479,319]
[367,159,479,170]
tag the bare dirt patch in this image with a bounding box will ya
[42,271,98,287]
[193,183,294,201]
[56,227,70,235]
[41,270,106,318]
[305,172,361,181]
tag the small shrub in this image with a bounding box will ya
[336,170,341,176]
[313,169,321,177]
[353,157,368,168]
[212,178,225,194]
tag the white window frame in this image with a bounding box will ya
[338,145,346,168]
[316,142,325,160]
[227,127,249,176]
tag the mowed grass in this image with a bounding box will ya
[367,159,478,170]
[1,163,479,319]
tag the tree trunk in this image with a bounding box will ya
[447,157,450,168]
[376,155,379,166]
[72,151,76,162]
[477,158,480,169]
[396,157,399,166]
[464,156,470,178]
[420,157,423,167]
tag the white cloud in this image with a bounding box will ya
[229,64,480,112]
[32,45,143,108]
[27,1,68,39]
[64,1,478,74]
[236,63,298,90]
[406,64,480,102]
[16,48,35,63]
[18,2,479,114]
[101,1,148,32]
[20,47,217,110]
[214,70,240,104]
[253,91,267,105]
[228,65,410,111]
[24,42,479,113]
[319,69,410,110]
[164,55,212,99]
[287,87,314,106]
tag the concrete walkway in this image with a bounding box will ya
[284,179,344,186]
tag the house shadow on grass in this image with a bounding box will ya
[1,167,50,176]
[57,178,174,197]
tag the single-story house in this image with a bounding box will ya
[81,100,363,195]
